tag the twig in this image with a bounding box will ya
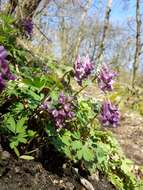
[34,23,52,43]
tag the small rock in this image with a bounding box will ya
[15,167,20,173]
[65,182,75,190]
[59,180,64,184]
[2,151,10,160]
[89,172,99,182]
[53,179,59,184]
[80,177,95,190]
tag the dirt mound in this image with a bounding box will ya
[0,157,82,190]
[111,111,143,165]
[0,153,115,190]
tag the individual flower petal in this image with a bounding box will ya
[59,92,66,104]
[52,109,59,117]
[0,46,8,59]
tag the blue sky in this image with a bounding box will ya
[90,0,143,23]
[111,0,136,23]
[41,0,142,27]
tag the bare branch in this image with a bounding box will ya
[95,0,112,61]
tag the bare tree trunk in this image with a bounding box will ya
[96,0,112,61]
[132,0,142,88]
[59,17,69,63]
[72,0,93,61]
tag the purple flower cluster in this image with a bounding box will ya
[0,46,15,92]
[98,65,117,92]
[21,18,33,36]
[100,101,120,127]
[74,55,94,85]
[42,92,74,128]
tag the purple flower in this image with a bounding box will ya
[52,109,59,117]
[42,92,74,129]
[0,74,5,91]
[74,55,94,85]
[7,72,16,80]
[64,103,71,112]
[41,101,49,109]
[67,111,75,118]
[100,101,120,127]
[98,65,117,92]
[0,46,15,92]
[59,92,66,104]
[21,18,33,36]
[0,46,8,59]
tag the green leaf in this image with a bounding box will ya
[12,103,24,113]
[50,90,59,102]
[16,117,27,133]
[27,130,36,137]
[72,140,82,150]
[13,147,20,157]
[27,90,41,101]
[6,116,16,134]
[77,150,83,160]
[96,143,108,164]
[108,174,124,190]
[10,140,19,149]
[61,132,71,145]
[63,147,72,159]
[18,137,27,144]
[72,131,81,140]
[82,146,94,161]
[20,155,34,160]
[23,77,46,89]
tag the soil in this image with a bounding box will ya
[111,111,143,165]
[0,152,115,190]
[0,157,81,190]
